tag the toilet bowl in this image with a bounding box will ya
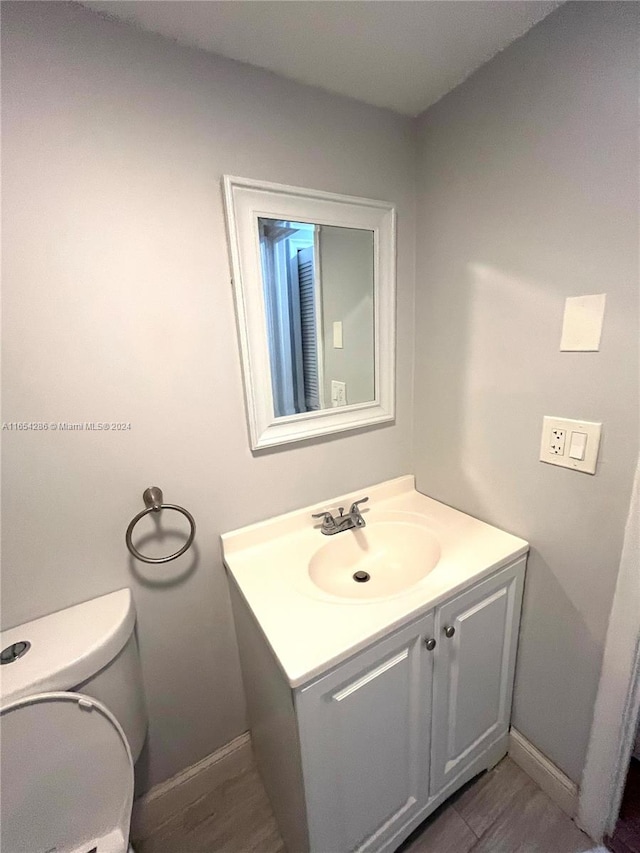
[0,589,147,853]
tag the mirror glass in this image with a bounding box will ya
[258,218,375,417]
[222,176,395,450]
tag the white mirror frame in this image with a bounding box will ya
[222,176,396,450]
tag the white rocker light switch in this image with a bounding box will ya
[568,431,587,461]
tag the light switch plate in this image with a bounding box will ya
[540,416,602,474]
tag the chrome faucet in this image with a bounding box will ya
[312,497,369,535]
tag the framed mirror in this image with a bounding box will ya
[222,176,396,449]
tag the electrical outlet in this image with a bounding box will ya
[540,416,602,474]
[549,429,566,455]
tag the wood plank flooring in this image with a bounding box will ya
[135,763,285,853]
[135,756,602,853]
[398,758,599,853]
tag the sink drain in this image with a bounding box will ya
[353,570,370,583]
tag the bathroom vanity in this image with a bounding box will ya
[222,476,528,853]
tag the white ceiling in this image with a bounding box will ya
[84,1,562,116]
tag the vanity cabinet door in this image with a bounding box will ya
[430,559,525,798]
[296,613,435,853]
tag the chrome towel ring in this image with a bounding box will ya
[126,487,196,564]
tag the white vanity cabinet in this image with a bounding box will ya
[230,556,526,853]
[429,562,524,799]
[296,612,435,853]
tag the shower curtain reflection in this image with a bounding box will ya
[259,218,322,417]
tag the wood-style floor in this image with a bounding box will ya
[135,756,601,853]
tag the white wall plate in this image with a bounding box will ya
[540,416,602,474]
[560,294,606,352]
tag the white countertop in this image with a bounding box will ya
[222,476,528,688]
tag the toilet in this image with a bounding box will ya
[0,589,148,853]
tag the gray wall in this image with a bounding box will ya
[1,1,416,791]
[320,225,375,406]
[3,0,638,797]
[413,1,639,784]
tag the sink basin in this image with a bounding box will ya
[222,475,530,685]
[308,519,441,600]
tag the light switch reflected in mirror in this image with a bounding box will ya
[222,176,395,450]
[258,217,375,418]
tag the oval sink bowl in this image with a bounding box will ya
[308,521,441,600]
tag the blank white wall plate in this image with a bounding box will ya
[560,294,606,351]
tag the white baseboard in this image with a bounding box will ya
[508,728,578,818]
[131,731,253,842]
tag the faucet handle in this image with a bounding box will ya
[349,496,369,514]
[312,510,334,523]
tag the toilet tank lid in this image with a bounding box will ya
[0,589,136,706]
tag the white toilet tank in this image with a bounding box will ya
[0,588,147,760]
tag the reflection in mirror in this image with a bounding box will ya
[258,218,375,418]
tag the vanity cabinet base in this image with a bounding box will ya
[229,557,525,853]
[375,731,509,853]
[296,611,435,853]
[229,580,310,853]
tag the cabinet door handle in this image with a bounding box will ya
[425,638,436,651]
[444,625,456,638]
